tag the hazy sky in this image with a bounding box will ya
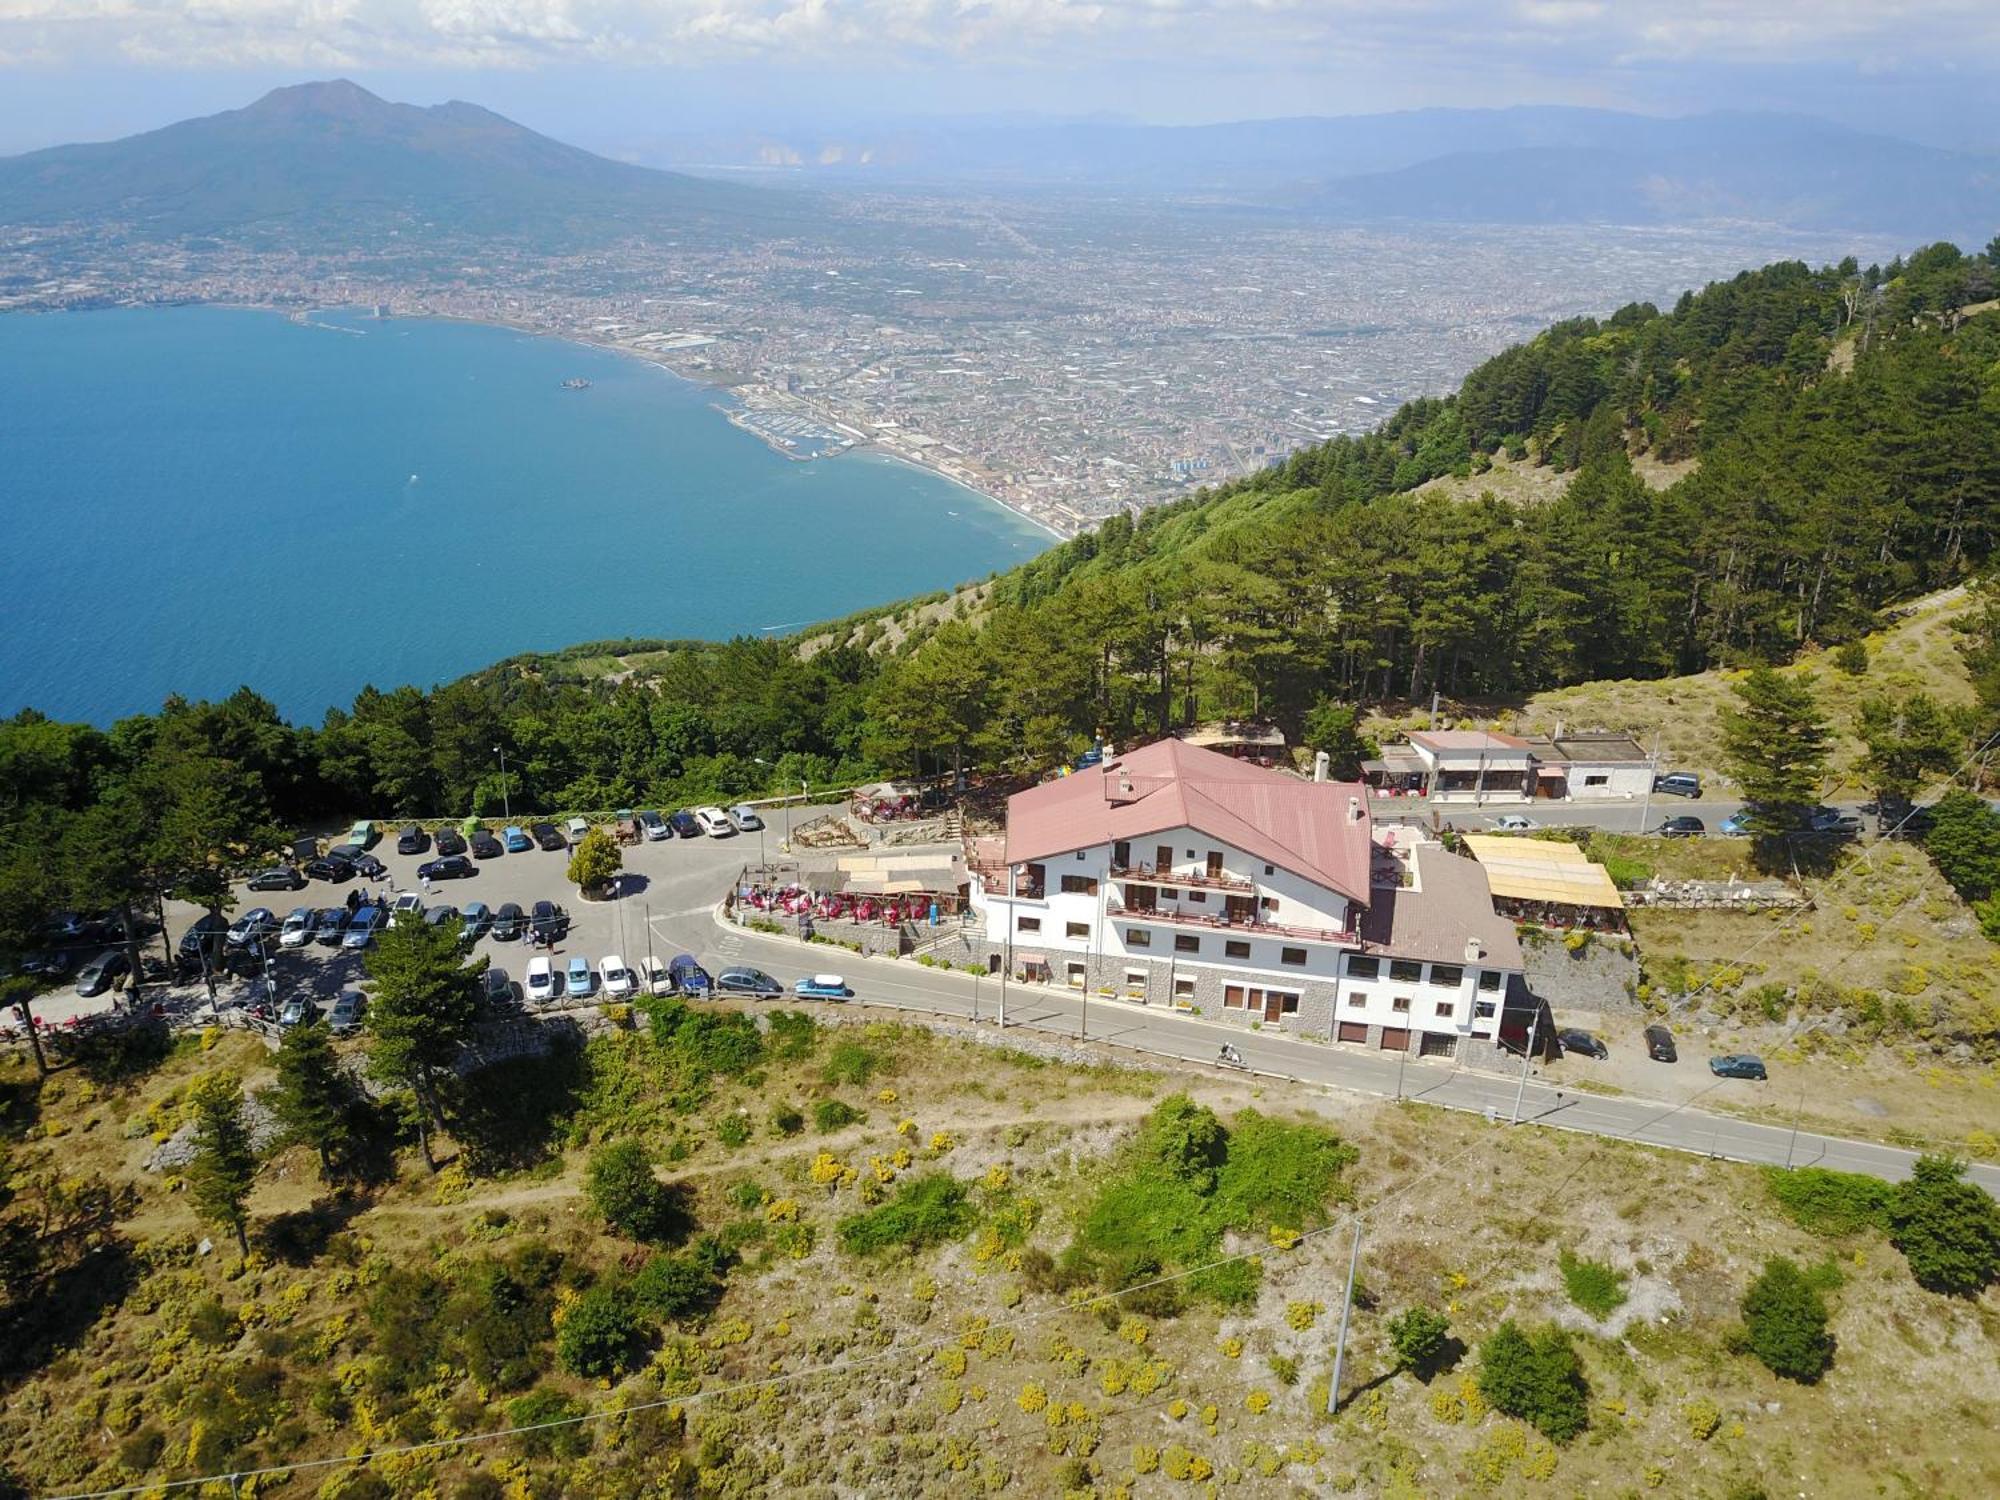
[3,1,1998,154]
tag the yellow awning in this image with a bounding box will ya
[1461,834,1625,910]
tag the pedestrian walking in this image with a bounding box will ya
[420,873,432,895]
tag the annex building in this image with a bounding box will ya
[968,738,1525,1059]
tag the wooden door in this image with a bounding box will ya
[1262,989,1282,1022]
[1206,851,1223,879]
[1156,845,1174,875]
[1226,895,1256,924]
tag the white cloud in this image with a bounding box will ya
[0,0,1994,73]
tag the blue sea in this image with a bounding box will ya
[0,306,1052,725]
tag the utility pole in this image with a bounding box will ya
[1000,915,1011,1030]
[1395,1036,1408,1101]
[1327,1213,1365,1415]
[1784,1084,1807,1170]
[494,745,511,821]
[1510,1007,1542,1124]
[971,971,980,1024]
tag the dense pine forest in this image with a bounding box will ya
[2,241,1998,876]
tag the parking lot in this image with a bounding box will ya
[13,820,773,1034]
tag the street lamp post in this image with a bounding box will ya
[1510,1007,1542,1124]
[494,745,511,820]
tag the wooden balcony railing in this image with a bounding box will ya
[1109,862,1254,894]
[1117,905,1359,946]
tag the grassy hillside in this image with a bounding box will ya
[3,1014,1995,1497]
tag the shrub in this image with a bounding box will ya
[1268,1354,1299,1386]
[813,1099,864,1133]
[1887,1155,2000,1296]
[555,1283,644,1378]
[1763,1166,1894,1236]
[1476,1322,1589,1442]
[1387,1306,1451,1376]
[1558,1249,1628,1318]
[716,1113,752,1148]
[640,997,764,1081]
[506,1387,591,1459]
[630,1249,726,1323]
[584,1140,677,1242]
[1833,640,1869,675]
[1741,1257,1833,1382]
[822,1039,882,1087]
[1682,1396,1721,1441]
[766,1010,818,1060]
[838,1174,977,1256]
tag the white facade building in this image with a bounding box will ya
[969,739,1524,1056]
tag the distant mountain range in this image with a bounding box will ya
[0,80,807,245]
[625,105,2000,243]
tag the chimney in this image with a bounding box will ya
[1464,937,1484,962]
[1314,750,1331,783]
[1347,795,1362,824]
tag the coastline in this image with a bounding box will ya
[367,304,1077,543]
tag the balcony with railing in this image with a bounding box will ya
[1117,904,1360,947]
[1108,862,1255,894]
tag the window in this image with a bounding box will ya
[1075,851,1087,861]
[1435,1000,1456,1017]
[1173,978,1196,1000]
[1478,970,1502,992]
[1066,962,1086,986]
[1392,996,1411,1013]
[1281,947,1307,967]
[1223,985,1246,1009]
[1278,992,1300,1014]
[1162,888,1180,900]
[1187,891,1206,904]
[1264,864,1275,875]
[1389,959,1423,983]
[1430,964,1464,988]
[1174,934,1200,954]
[1065,922,1089,940]
[1474,1000,1497,1019]
[1225,940,1250,959]
[1346,955,1380,980]
[1016,916,1041,934]
[1185,849,1196,858]
[1060,874,1098,895]
[1346,991,1367,1008]
[1584,773,1608,787]
[1113,841,1130,866]
[1261,896,1278,912]
[1125,928,1151,948]
[1124,970,1147,991]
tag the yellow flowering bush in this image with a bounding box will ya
[896,1117,917,1136]
[928,1130,955,1154]
[982,1163,1011,1191]
[1245,1390,1272,1414]
[1017,1383,1048,1414]
[765,1196,800,1223]
[1219,1336,1244,1359]
[876,1087,899,1104]
[1285,1300,1324,1331]
[808,1152,846,1186]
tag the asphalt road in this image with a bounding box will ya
[60,818,1990,1196]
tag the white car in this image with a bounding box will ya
[694,806,735,837]
[640,954,672,996]
[728,803,764,832]
[566,816,590,843]
[278,907,316,948]
[1493,814,1534,832]
[601,954,637,999]
[392,892,424,918]
[525,955,557,1005]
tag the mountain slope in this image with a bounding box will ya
[0,79,808,243]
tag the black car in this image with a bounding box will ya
[247,866,306,892]
[1644,1024,1678,1063]
[179,912,230,969]
[529,899,568,945]
[303,854,356,883]
[1710,1053,1768,1081]
[417,854,475,882]
[326,842,366,864]
[396,823,430,855]
[669,810,702,839]
[470,828,503,859]
[480,967,515,1011]
[1557,1028,1608,1060]
[1655,815,1705,838]
[328,991,367,1035]
[531,822,566,852]
[490,902,525,941]
[435,827,468,857]
[348,851,387,880]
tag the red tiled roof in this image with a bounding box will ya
[1003,739,1373,903]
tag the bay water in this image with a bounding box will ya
[0,306,1051,724]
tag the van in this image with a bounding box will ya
[1654,772,1702,799]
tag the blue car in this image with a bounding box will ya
[669,953,712,997]
[503,825,533,853]
[1718,813,1751,836]
[792,973,854,1002]
[669,810,702,838]
[565,955,594,999]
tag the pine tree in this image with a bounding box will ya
[1740,1257,1833,1381]
[364,911,481,1170]
[267,1020,352,1178]
[185,1074,255,1258]
[1889,1155,2000,1297]
[1720,668,1831,836]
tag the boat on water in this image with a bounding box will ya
[559,377,592,390]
